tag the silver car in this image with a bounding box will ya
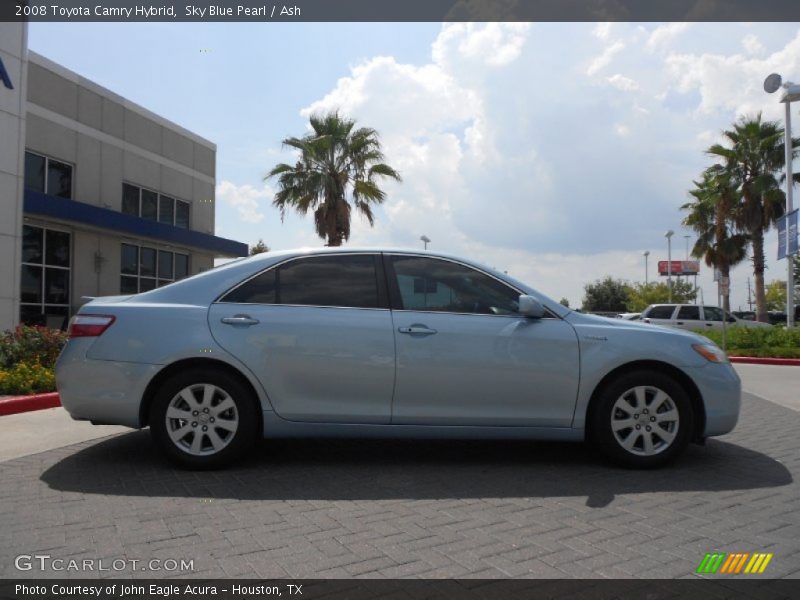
[56,248,741,469]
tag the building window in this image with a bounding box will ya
[121,183,190,228]
[175,200,190,229]
[120,243,189,293]
[20,225,71,329]
[24,151,73,199]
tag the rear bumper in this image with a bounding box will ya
[55,339,159,428]
[683,362,741,437]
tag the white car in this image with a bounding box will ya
[642,304,772,331]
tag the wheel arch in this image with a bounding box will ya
[585,360,706,443]
[139,357,265,431]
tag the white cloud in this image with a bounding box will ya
[586,40,625,76]
[614,123,631,137]
[742,33,765,57]
[664,30,800,117]
[606,73,639,91]
[216,180,271,224]
[646,23,691,52]
[593,22,613,41]
[432,23,530,68]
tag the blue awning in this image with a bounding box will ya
[24,189,248,257]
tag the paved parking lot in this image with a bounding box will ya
[1,383,799,579]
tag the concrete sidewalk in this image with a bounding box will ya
[0,407,127,462]
[0,364,797,463]
[733,363,800,413]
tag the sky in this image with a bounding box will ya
[28,21,800,310]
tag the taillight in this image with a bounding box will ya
[68,314,116,337]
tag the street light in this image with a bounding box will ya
[420,235,431,250]
[643,250,650,286]
[765,73,800,327]
[665,230,674,303]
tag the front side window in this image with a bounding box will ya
[24,151,72,199]
[120,243,189,293]
[221,254,380,309]
[389,256,519,315]
[19,224,71,328]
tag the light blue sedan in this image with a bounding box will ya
[56,248,740,469]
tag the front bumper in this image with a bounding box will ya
[55,339,159,428]
[683,361,741,437]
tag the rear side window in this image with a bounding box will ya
[646,305,675,319]
[222,254,380,309]
[677,306,700,320]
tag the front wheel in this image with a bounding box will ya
[149,368,259,469]
[591,370,694,468]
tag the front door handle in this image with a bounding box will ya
[221,315,260,326]
[398,325,437,335]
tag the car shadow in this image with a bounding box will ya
[40,431,792,508]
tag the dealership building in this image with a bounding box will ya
[0,23,247,331]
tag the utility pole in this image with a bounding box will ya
[747,278,754,311]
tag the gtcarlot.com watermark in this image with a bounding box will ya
[15,554,194,573]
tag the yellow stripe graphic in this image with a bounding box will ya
[744,554,759,574]
[749,553,766,573]
[758,553,773,573]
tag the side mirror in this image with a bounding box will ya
[518,295,545,318]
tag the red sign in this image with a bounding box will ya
[658,260,699,276]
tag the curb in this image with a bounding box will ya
[0,392,61,416]
[729,356,800,366]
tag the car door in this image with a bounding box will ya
[208,253,395,423]
[386,254,580,427]
[674,305,702,331]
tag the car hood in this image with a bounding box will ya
[565,311,710,342]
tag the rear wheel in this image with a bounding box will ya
[150,368,259,469]
[591,370,694,468]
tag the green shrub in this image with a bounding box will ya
[0,361,56,395]
[697,326,800,358]
[0,324,68,370]
[0,325,66,395]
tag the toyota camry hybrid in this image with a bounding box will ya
[56,248,741,469]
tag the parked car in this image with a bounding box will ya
[642,304,773,331]
[616,312,642,320]
[57,249,741,470]
[732,311,756,321]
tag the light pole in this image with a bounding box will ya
[643,250,650,286]
[420,235,430,250]
[665,230,674,303]
[765,73,800,327]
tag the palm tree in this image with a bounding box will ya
[681,166,748,312]
[707,113,798,322]
[266,112,401,247]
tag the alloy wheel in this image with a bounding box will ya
[610,385,679,456]
[165,383,239,456]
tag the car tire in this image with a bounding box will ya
[590,370,694,469]
[149,368,259,469]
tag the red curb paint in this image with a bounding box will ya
[729,357,800,366]
[0,392,60,416]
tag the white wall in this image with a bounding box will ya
[0,22,27,331]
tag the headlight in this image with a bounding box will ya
[692,343,729,363]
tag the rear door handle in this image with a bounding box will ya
[398,325,437,335]
[221,315,260,326]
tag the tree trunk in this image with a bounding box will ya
[751,229,768,322]
[721,264,731,313]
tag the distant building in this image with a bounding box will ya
[0,23,247,330]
